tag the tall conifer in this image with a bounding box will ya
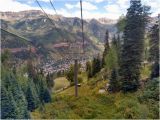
[119,0,150,92]
[102,30,110,66]
[149,23,159,78]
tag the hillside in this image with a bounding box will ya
[1,0,159,119]
[31,71,159,119]
[0,10,117,61]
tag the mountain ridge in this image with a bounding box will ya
[1,10,117,62]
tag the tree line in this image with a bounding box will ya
[86,0,159,93]
[1,53,54,119]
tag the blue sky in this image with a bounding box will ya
[0,0,159,19]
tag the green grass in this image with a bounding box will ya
[53,77,70,91]
[32,77,151,119]
[32,88,149,119]
[32,70,156,119]
[140,64,151,80]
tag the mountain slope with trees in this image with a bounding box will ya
[1,0,159,119]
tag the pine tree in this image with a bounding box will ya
[39,78,52,103]
[117,34,121,51]
[119,0,150,92]
[117,15,126,32]
[102,30,110,66]
[66,65,74,83]
[27,59,37,83]
[1,85,17,119]
[86,61,93,78]
[92,58,97,76]
[1,54,30,119]
[112,34,122,67]
[26,79,40,111]
[112,35,117,47]
[97,55,102,72]
[1,49,11,64]
[92,56,101,76]
[150,62,159,78]
[1,67,30,119]
[149,23,159,63]
[108,68,119,92]
[26,85,37,111]
[46,73,54,93]
[105,47,118,71]
[43,88,52,103]
[117,34,122,65]
[9,73,30,118]
[149,23,159,78]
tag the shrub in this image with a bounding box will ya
[78,76,83,83]
[139,78,159,101]
[115,98,149,119]
[138,78,159,119]
[66,65,74,83]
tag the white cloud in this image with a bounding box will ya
[0,0,56,15]
[86,0,105,3]
[81,1,98,10]
[0,0,39,12]
[38,0,50,2]
[56,8,73,17]
[0,0,159,20]
[147,0,160,17]
[117,0,129,10]
[59,9,119,20]
[65,3,74,9]
[143,0,160,13]
[82,10,120,19]
[65,1,97,11]
[105,4,121,14]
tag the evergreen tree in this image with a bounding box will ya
[1,49,11,64]
[102,30,110,66]
[117,15,126,32]
[117,34,121,50]
[1,52,30,119]
[112,35,117,47]
[112,34,122,67]
[39,78,52,103]
[92,58,97,76]
[8,73,30,118]
[27,59,37,83]
[117,34,122,64]
[26,79,40,111]
[66,65,74,83]
[149,23,159,62]
[46,73,54,93]
[113,34,121,51]
[149,23,159,78]
[92,56,101,76]
[150,62,159,78]
[86,61,93,78]
[26,85,37,111]
[105,47,118,71]
[1,85,17,119]
[108,68,119,92]
[43,88,52,103]
[119,0,150,92]
[1,67,30,119]
[112,34,121,57]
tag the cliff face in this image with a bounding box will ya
[0,10,43,20]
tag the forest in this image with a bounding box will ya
[1,0,159,119]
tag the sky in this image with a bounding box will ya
[0,0,159,19]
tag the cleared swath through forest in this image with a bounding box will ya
[35,0,86,97]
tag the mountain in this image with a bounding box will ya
[0,10,117,62]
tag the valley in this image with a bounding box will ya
[1,0,159,119]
